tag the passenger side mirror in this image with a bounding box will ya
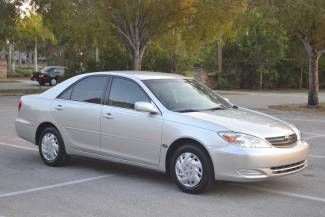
[223,97,238,109]
[223,97,230,103]
[134,102,159,114]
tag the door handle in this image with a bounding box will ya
[55,105,64,110]
[103,113,113,119]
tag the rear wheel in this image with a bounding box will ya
[170,144,214,194]
[38,127,68,166]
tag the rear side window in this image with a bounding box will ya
[108,77,150,109]
[65,76,108,104]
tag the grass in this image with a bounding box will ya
[14,67,34,77]
[0,79,20,83]
[216,91,244,96]
[226,88,325,93]
[269,103,325,113]
[0,88,46,96]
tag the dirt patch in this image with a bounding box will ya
[0,88,46,96]
[269,103,325,113]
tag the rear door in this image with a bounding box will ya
[52,75,109,153]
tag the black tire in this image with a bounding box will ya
[49,78,57,86]
[170,144,214,194]
[38,127,68,166]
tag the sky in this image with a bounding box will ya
[18,0,36,17]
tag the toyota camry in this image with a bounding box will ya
[15,71,309,193]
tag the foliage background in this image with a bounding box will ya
[0,0,324,90]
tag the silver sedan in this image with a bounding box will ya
[15,71,309,193]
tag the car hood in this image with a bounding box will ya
[182,108,296,139]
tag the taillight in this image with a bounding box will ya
[18,98,22,112]
[39,74,44,78]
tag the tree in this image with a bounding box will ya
[272,0,325,106]
[181,0,247,73]
[0,0,18,45]
[99,0,197,70]
[0,0,19,74]
[34,0,114,71]
[18,12,55,71]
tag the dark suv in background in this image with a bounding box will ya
[31,66,67,86]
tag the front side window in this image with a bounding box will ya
[108,77,150,109]
[58,87,72,100]
[69,76,108,104]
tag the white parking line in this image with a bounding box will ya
[304,132,325,136]
[0,174,113,199]
[310,155,325,159]
[282,117,325,124]
[305,135,325,140]
[0,142,37,151]
[234,184,325,203]
[2,141,325,204]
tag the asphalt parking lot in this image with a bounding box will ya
[0,93,325,217]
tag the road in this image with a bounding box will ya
[218,90,325,108]
[0,80,49,90]
[0,93,325,217]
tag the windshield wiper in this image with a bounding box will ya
[176,109,201,113]
[204,104,227,111]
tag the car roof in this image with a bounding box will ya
[82,71,186,80]
[39,71,187,99]
[43,66,67,69]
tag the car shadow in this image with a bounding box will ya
[66,156,173,186]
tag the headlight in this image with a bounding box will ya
[218,132,272,148]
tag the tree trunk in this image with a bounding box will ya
[307,50,320,106]
[259,70,263,89]
[34,37,38,72]
[132,47,145,71]
[18,48,22,65]
[95,46,99,63]
[299,66,303,89]
[217,41,222,73]
[12,43,15,73]
[8,42,12,74]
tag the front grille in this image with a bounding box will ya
[265,133,297,147]
[271,160,306,175]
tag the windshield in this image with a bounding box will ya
[143,79,232,112]
[41,67,54,74]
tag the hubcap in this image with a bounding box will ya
[175,152,203,188]
[51,79,56,86]
[41,133,59,161]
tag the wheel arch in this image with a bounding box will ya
[165,138,214,177]
[35,122,59,146]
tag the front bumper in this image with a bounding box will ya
[211,140,309,182]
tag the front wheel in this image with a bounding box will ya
[170,144,214,194]
[38,127,68,166]
[49,78,57,86]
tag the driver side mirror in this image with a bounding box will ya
[135,102,159,114]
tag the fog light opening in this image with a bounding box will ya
[237,169,265,177]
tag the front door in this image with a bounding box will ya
[100,77,162,166]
